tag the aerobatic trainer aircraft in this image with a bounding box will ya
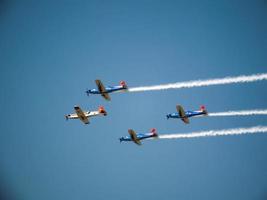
[119,128,158,145]
[166,105,208,124]
[85,80,128,101]
[65,106,107,124]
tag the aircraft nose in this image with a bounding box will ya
[86,90,91,96]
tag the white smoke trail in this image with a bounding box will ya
[159,126,267,139]
[208,109,267,117]
[128,73,267,92]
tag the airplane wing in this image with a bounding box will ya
[81,117,89,124]
[101,93,111,101]
[176,105,189,124]
[181,117,189,124]
[95,80,111,101]
[95,79,106,93]
[74,106,90,124]
[128,129,141,145]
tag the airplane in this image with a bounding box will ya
[65,105,107,124]
[85,80,128,101]
[166,105,208,124]
[119,128,158,145]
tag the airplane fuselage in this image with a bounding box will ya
[87,86,127,94]
[167,110,206,119]
[66,110,106,124]
[120,133,156,142]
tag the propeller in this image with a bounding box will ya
[85,89,90,96]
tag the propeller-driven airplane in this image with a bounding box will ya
[65,106,107,124]
[166,105,208,124]
[85,80,128,101]
[119,128,158,145]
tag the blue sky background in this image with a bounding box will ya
[0,0,267,199]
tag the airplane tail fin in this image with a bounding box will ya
[200,105,208,115]
[166,114,170,119]
[98,106,107,116]
[119,137,123,143]
[120,80,128,89]
[65,115,69,120]
[150,128,158,137]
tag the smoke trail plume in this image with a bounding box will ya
[128,73,267,92]
[208,109,267,117]
[159,126,267,139]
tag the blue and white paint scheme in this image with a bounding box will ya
[86,80,128,101]
[166,105,208,124]
[119,128,158,145]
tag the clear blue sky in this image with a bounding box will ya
[0,0,267,200]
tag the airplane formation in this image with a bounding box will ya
[65,80,208,145]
